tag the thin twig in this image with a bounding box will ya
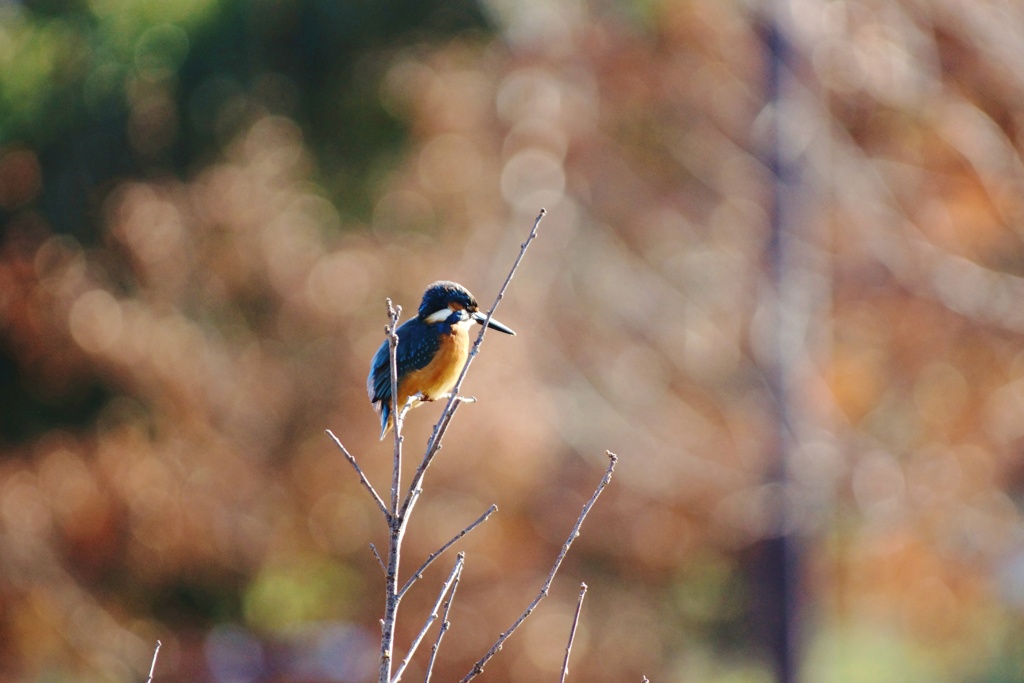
[326,429,390,521]
[559,583,588,683]
[387,299,403,516]
[423,556,463,683]
[370,543,387,575]
[398,503,498,600]
[145,640,161,683]
[392,553,466,683]
[460,451,618,683]
[401,209,547,525]
[381,299,405,683]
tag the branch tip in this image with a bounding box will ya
[559,582,588,683]
[145,640,162,683]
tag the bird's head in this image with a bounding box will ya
[418,281,516,335]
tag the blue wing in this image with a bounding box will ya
[367,318,441,434]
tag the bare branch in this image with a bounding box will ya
[460,451,618,683]
[392,553,466,683]
[559,583,587,683]
[381,299,405,683]
[145,640,161,683]
[398,504,498,600]
[370,543,387,575]
[387,299,403,516]
[326,429,389,521]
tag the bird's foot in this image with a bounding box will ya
[398,394,423,421]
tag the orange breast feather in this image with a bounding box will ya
[398,324,470,405]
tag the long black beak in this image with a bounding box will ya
[473,311,515,335]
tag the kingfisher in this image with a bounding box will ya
[367,280,516,439]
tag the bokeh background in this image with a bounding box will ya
[3,0,1024,681]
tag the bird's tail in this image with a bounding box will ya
[378,403,392,440]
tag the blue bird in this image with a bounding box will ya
[367,281,515,439]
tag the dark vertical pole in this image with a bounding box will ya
[756,7,801,683]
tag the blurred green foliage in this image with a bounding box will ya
[0,0,490,239]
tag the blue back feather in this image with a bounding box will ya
[367,317,444,432]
